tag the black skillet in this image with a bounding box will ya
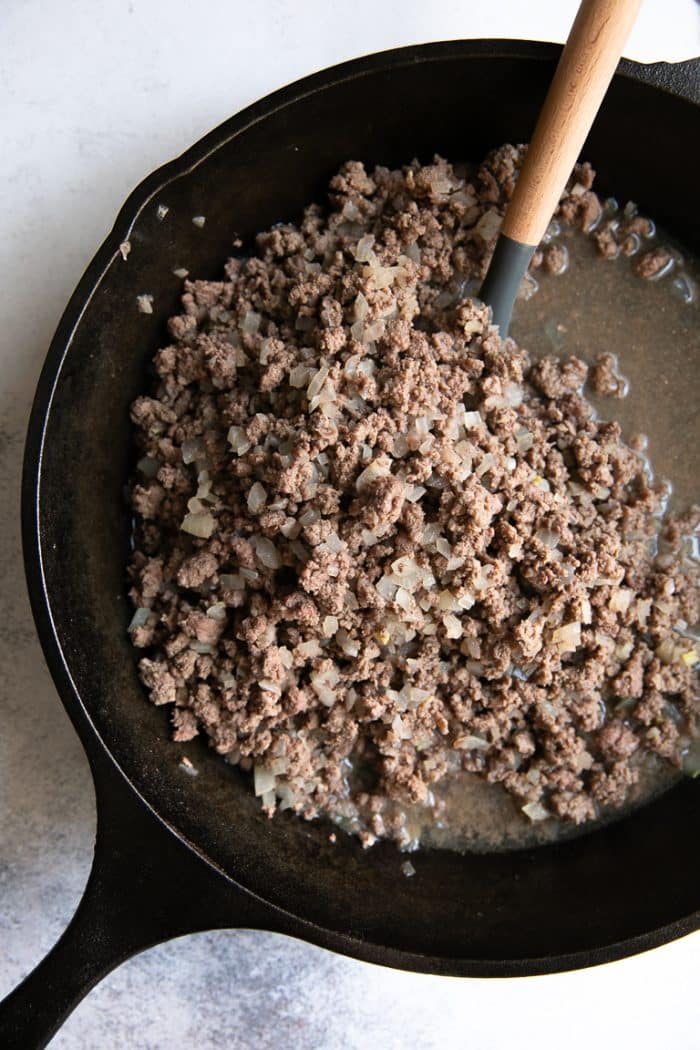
[1,40,699,1049]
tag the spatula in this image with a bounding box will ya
[480,0,643,336]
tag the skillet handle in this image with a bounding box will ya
[0,750,271,1049]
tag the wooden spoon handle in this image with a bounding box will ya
[502,0,643,247]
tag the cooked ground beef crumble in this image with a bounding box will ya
[128,145,699,848]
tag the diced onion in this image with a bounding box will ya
[298,640,322,659]
[443,613,462,639]
[353,235,375,262]
[254,765,276,796]
[247,481,267,513]
[241,310,261,333]
[395,587,413,612]
[437,590,461,612]
[228,426,251,455]
[552,622,581,652]
[405,485,426,503]
[375,576,397,601]
[289,364,311,388]
[462,410,483,429]
[181,511,215,538]
[354,292,369,321]
[307,366,330,399]
[356,457,391,491]
[455,734,489,751]
[475,209,502,241]
[181,439,203,464]
[516,428,533,452]
[220,574,245,590]
[609,588,633,613]
[129,607,151,630]
[252,536,282,569]
[522,802,550,822]
[322,615,339,637]
[504,381,523,407]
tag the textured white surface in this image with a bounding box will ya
[1,1,699,1047]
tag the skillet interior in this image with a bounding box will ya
[27,42,700,970]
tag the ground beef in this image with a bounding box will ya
[541,243,569,275]
[634,247,673,279]
[593,208,664,268]
[128,146,699,849]
[589,353,627,398]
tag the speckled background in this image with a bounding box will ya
[2,1,699,1047]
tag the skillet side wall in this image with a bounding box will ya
[29,45,700,966]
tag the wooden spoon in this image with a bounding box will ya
[480,0,643,335]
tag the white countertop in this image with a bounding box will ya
[1,1,699,1046]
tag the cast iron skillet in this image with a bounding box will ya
[1,39,699,1049]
